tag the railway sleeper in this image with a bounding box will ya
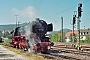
[81,48,90,51]
[50,53,82,60]
[40,54,60,60]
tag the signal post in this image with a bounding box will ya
[77,3,82,50]
[72,11,76,47]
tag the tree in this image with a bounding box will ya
[69,33,77,42]
[57,31,66,42]
[49,31,66,42]
[49,33,58,42]
[85,35,90,43]
[69,34,72,42]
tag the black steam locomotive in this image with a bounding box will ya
[9,18,54,53]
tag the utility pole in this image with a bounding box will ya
[72,11,76,47]
[18,21,21,27]
[15,15,18,28]
[77,3,82,50]
[18,21,19,27]
[61,17,63,42]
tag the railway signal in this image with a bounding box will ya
[78,3,82,17]
[77,3,82,50]
[73,15,76,25]
[72,11,77,47]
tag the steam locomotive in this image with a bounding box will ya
[9,18,54,53]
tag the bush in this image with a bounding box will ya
[49,33,58,42]
[80,40,90,44]
[3,38,9,46]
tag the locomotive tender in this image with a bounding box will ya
[9,18,54,53]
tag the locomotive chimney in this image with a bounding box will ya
[36,18,40,20]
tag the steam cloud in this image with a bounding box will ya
[24,23,35,53]
[12,6,37,21]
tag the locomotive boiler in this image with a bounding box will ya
[9,18,54,53]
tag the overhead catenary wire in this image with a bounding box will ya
[46,0,90,19]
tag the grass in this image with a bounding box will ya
[3,46,52,60]
[80,40,90,44]
[2,38,51,60]
[3,38,9,46]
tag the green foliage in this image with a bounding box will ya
[86,36,90,40]
[57,31,66,42]
[3,38,9,46]
[50,31,66,42]
[80,36,90,43]
[69,33,77,42]
[84,36,90,43]
[0,33,4,38]
[49,33,58,42]
[0,34,2,38]
[80,40,90,43]
[2,34,4,37]
[69,34,72,42]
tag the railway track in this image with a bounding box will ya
[39,43,90,60]
[40,53,84,60]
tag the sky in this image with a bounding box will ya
[0,0,90,31]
